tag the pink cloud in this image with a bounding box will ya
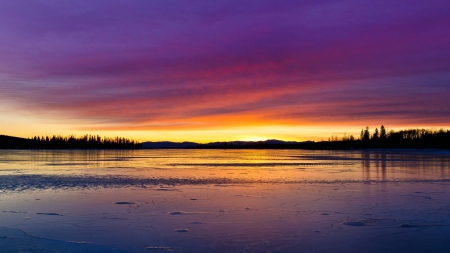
[0,0,449,132]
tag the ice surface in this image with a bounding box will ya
[0,227,128,253]
[1,149,450,252]
[342,221,366,226]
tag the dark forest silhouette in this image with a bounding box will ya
[0,134,141,149]
[1,126,449,149]
[316,125,450,149]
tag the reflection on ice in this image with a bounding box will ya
[1,149,450,252]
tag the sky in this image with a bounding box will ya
[0,0,449,143]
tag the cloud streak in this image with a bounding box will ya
[0,0,449,139]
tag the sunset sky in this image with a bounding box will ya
[0,1,449,143]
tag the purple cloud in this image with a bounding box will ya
[0,0,449,132]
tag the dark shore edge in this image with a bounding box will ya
[2,127,450,150]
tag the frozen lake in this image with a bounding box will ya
[1,149,450,252]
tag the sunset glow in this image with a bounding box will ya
[1,1,449,142]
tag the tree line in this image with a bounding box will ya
[322,125,450,149]
[2,126,449,150]
[0,134,142,149]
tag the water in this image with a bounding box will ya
[1,149,450,252]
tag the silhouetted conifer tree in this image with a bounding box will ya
[380,125,387,139]
[363,127,370,141]
[372,128,379,140]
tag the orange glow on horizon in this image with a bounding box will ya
[3,113,450,144]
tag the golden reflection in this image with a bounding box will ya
[1,149,450,184]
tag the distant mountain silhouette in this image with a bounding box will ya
[191,139,314,149]
[141,139,313,149]
[142,141,198,148]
